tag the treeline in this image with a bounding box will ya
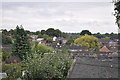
[1,28,118,45]
[65,32,118,39]
[1,27,68,45]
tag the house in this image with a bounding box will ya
[99,46,110,52]
[28,38,33,41]
[108,40,118,47]
[56,37,68,44]
[49,43,66,50]
[98,39,111,46]
[53,36,57,41]
[108,46,118,52]
[30,35,38,39]
[36,38,45,44]
[68,45,88,52]
[28,35,38,41]
[107,52,118,59]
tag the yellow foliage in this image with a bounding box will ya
[74,34,99,49]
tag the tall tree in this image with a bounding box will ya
[46,28,55,36]
[9,29,15,36]
[54,29,62,37]
[41,30,46,35]
[12,25,31,59]
[80,30,92,35]
[36,31,40,35]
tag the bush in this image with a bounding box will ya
[2,62,22,79]
[2,35,12,44]
[32,42,54,55]
[23,50,72,79]
[2,51,11,61]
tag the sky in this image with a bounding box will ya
[0,0,118,33]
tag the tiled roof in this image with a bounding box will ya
[99,46,110,52]
[98,39,111,43]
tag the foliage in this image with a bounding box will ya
[32,42,53,55]
[2,35,12,44]
[9,29,15,36]
[41,30,46,35]
[66,36,74,45]
[46,28,55,37]
[2,62,22,79]
[2,29,8,36]
[2,51,11,61]
[12,25,31,60]
[38,34,49,40]
[93,33,118,39]
[35,31,40,35]
[0,52,2,71]
[114,0,120,28]
[66,39,73,45]
[61,32,68,38]
[54,29,62,37]
[46,37,53,43]
[0,51,2,60]
[46,28,62,37]
[23,50,72,79]
[80,30,92,35]
[74,34,99,50]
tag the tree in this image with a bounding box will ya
[9,29,15,36]
[46,37,53,43]
[12,25,31,59]
[25,30,31,35]
[41,30,46,35]
[74,34,99,50]
[2,29,8,35]
[46,28,62,37]
[114,0,120,28]
[54,29,62,37]
[61,32,68,38]
[35,31,40,35]
[2,63,22,79]
[23,49,72,79]
[32,42,53,55]
[66,36,74,45]
[80,30,92,35]
[93,33,104,38]
[2,35,12,44]
[46,28,55,36]
[66,39,74,45]
[38,34,49,40]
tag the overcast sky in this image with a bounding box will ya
[1,0,118,33]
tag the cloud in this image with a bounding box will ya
[2,0,112,2]
[1,2,118,33]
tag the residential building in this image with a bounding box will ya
[99,46,110,52]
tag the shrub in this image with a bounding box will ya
[32,42,54,55]
[2,51,11,61]
[2,62,22,79]
[23,50,72,79]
